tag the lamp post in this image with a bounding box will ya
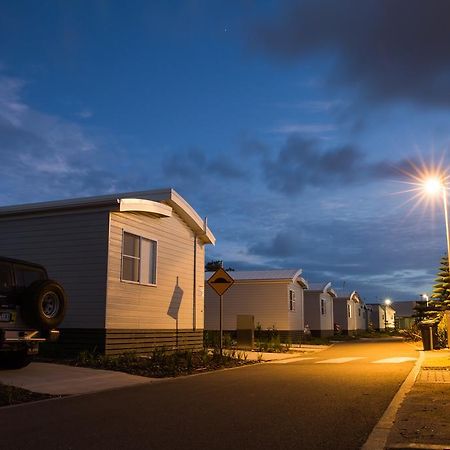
[423,177,450,274]
[384,298,392,330]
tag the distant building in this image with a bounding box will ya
[205,269,308,343]
[304,282,336,337]
[394,301,419,329]
[333,290,368,334]
[367,303,396,330]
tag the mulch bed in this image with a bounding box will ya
[0,384,56,407]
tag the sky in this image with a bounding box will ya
[1,0,450,302]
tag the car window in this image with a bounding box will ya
[0,263,12,293]
[14,265,46,288]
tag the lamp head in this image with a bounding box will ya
[423,177,444,195]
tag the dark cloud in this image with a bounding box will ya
[261,135,397,194]
[252,0,450,106]
[162,147,246,183]
[246,214,443,300]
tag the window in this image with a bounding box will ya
[321,298,326,315]
[289,289,296,311]
[14,264,46,289]
[347,303,352,318]
[121,232,157,285]
[358,307,361,317]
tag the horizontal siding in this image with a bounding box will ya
[205,281,295,331]
[105,329,203,355]
[0,211,109,328]
[106,211,205,330]
[304,292,334,333]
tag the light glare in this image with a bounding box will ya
[423,177,443,195]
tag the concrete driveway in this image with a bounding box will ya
[0,362,159,395]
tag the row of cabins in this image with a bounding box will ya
[204,269,396,340]
[0,188,397,355]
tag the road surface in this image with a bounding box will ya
[0,339,419,449]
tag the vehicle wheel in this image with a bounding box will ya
[0,351,32,370]
[22,280,67,329]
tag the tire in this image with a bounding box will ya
[21,280,67,330]
[0,350,32,370]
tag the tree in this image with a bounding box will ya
[205,260,234,272]
[415,255,450,322]
[430,255,450,309]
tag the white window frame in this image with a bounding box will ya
[347,303,352,318]
[121,230,157,286]
[289,289,296,311]
[321,298,326,315]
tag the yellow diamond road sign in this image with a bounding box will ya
[207,268,234,296]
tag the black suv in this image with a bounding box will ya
[0,257,67,368]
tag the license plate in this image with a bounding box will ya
[0,312,14,322]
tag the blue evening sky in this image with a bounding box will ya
[1,0,450,302]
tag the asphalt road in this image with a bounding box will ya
[0,340,419,450]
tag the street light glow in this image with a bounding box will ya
[423,177,443,195]
[384,298,392,306]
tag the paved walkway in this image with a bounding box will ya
[0,362,159,395]
[385,348,450,450]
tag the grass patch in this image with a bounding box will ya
[0,383,55,407]
[41,348,256,378]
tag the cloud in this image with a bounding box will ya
[271,123,336,135]
[162,147,246,186]
[261,135,366,194]
[251,0,450,106]
[258,134,428,195]
[0,73,121,203]
[246,212,442,300]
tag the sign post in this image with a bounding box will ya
[207,268,234,355]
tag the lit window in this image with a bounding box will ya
[347,303,352,318]
[289,289,296,311]
[122,232,157,285]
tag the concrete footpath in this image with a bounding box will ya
[378,348,450,450]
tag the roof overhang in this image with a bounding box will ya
[349,291,361,303]
[0,188,216,245]
[119,198,172,217]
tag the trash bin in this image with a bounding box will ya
[419,322,438,351]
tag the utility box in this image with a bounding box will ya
[236,315,254,349]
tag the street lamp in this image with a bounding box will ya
[422,176,450,274]
[384,298,392,329]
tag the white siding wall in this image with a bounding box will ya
[106,211,204,330]
[319,293,334,331]
[333,298,350,331]
[287,282,304,332]
[303,292,320,331]
[304,291,334,333]
[0,211,109,328]
[205,280,303,331]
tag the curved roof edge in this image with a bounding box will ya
[119,199,172,217]
[292,269,309,288]
[349,290,361,303]
[307,281,336,297]
[0,188,216,245]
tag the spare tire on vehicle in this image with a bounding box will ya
[21,280,67,329]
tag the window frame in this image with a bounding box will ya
[121,230,158,287]
[321,298,326,315]
[289,289,296,312]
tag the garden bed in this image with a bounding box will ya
[39,348,257,378]
[0,383,55,407]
